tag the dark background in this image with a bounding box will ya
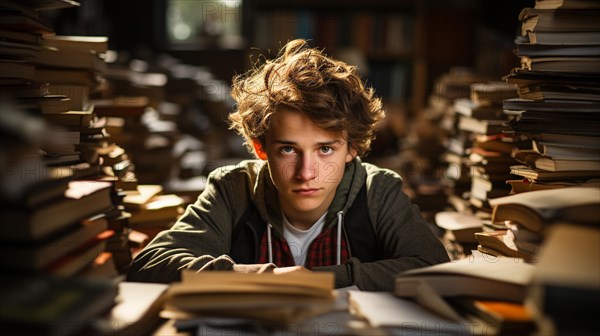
[43,0,529,101]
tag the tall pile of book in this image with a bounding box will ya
[454,82,523,213]
[154,52,252,198]
[486,0,600,260]
[390,68,490,227]
[413,68,490,258]
[156,53,246,163]
[0,0,52,92]
[495,0,600,333]
[99,55,204,188]
[436,75,483,213]
[504,0,600,190]
[91,55,217,245]
[0,103,118,276]
[0,1,121,334]
[439,81,534,259]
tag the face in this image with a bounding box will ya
[262,109,356,227]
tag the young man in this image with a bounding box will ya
[127,39,449,291]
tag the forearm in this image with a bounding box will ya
[127,229,225,283]
[127,231,277,283]
[313,252,447,291]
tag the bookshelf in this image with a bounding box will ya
[243,0,427,117]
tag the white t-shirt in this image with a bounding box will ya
[283,212,327,266]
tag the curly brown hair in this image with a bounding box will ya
[229,39,385,157]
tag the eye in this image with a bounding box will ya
[320,146,333,154]
[280,146,295,154]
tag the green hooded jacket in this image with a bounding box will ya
[127,157,449,291]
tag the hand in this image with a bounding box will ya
[272,265,312,275]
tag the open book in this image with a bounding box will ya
[161,270,335,325]
[395,251,535,303]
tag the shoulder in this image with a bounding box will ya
[202,159,266,205]
[193,160,265,222]
[361,161,404,190]
[360,161,409,220]
[208,159,265,184]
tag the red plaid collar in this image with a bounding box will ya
[258,225,349,268]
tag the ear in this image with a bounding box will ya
[345,144,358,163]
[252,140,268,160]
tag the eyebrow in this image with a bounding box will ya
[274,140,343,146]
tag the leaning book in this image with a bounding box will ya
[489,186,600,233]
[395,251,535,303]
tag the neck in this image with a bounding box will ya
[283,211,324,231]
[282,207,326,231]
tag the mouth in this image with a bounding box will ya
[292,188,320,196]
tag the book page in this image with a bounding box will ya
[349,291,469,332]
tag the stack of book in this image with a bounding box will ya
[0,0,52,91]
[516,3,600,73]
[0,174,117,278]
[41,40,145,276]
[434,70,492,211]
[102,53,240,200]
[122,184,185,248]
[97,52,191,186]
[483,186,599,263]
[92,92,179,185]
[0,0,137,277]
[486,170,600,336]
[392,68,490,228]
[157,53,246,166]
[10,33,107,144]
[455,82,523,213]
[504,0,600,192]
[0,2,121,332]
[481,3,600,323]
[437,81,527,259]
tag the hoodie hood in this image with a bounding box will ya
[250,157,367,237]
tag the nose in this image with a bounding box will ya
[296,154,317,181]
